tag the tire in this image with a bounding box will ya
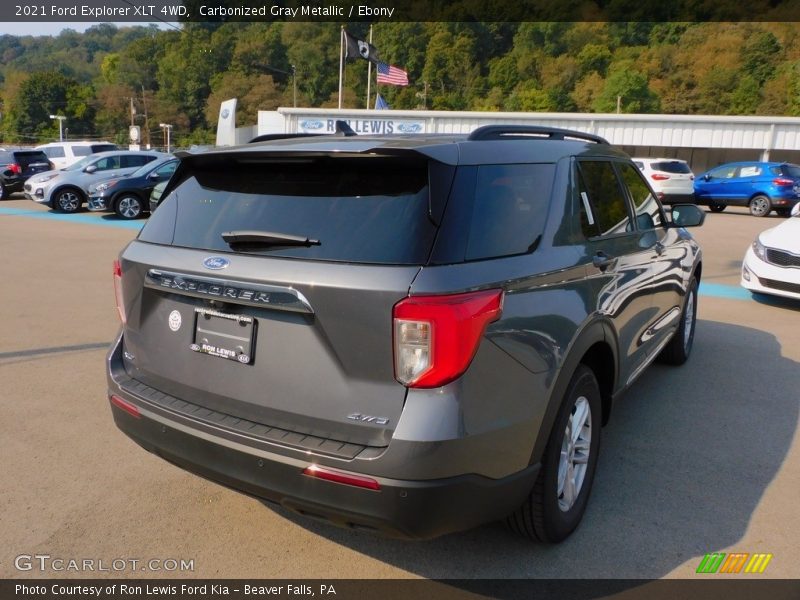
[53,188,83,213]
[0,182,6,200]
[749,194,771,217]
[708,203,726,213]
[659,277,698,366]
[507,365,601,543]
[776,208,790,218]
[115,194,144,220]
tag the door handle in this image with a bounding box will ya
[592,252,614,271]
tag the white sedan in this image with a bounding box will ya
[741,203,800,300]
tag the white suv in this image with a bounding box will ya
[36,141,118,170]
[632,158,695,205]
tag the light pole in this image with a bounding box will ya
[49,115,66,141]
[159,123,172,153]
[292,64,297,107]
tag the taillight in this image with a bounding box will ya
[113,259,126,324]
[7,163,21,174]
[393,289,503,388]
[651,173,670,181]
[773,177,793,186]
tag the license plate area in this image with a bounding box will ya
[191,308,255,365]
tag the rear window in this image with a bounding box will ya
[651,161,692,174]
[139,156,436,265]
[781,164,800,178]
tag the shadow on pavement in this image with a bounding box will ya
[265,319,797,588]
[750,292,800,312]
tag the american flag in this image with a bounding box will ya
[377,62,409,86]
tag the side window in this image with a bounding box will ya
[738,165,761,177]
[617,162,662,229]
[72,146,91,157]
[94,156,120,170]
[577,161,631,237]
[44,146,65,159]
[465,163,554,260]
[155,162,178,178]
[708,165,736,179]
[122,155,151,168]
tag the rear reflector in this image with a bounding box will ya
[393,289,503,388]
[651,173,670,180]
[113,259,126,324]
[302,465,381,490]
[110,395,140,419]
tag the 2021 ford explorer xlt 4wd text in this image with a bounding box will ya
[107,126,705,542]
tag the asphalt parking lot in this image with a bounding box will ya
[1,196,798,581]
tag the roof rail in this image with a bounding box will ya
[248,133,325,143]
[467,125,608,145]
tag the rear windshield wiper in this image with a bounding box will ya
[221,230,320,248]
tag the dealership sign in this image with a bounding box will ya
[298,118,425,135]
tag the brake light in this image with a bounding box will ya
[393,289,503,388]
[773,177,794,186]
[651,173,670,181]
[113,259,126,324]
[7,163,21,174]
[302,465,380,490]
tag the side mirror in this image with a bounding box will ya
[703,174,710,181]
[147,172,160,180]
[670,204,705,228]
[84,165,97,174]
[791,203,800,217]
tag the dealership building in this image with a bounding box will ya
[219,102,800,173]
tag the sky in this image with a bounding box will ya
[0,22,174,36]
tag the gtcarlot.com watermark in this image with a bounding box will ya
[15,554,195,573]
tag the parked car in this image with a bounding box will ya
[88,157,178,220]
[632,157,695,205]
[36,141,118,170]
[741,202,800,300]
[0,149,53,200]
[107,125,704,542]
[693,161,800,217]
[148,180,169,214]
[24,150,163,213]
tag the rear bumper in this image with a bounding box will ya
[106,334,540,539]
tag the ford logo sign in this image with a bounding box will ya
[300,120,324,130]
[397,123,423,133]
[203,256,230,270]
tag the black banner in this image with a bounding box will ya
[3,579,800,600]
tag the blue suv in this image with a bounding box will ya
[694,161,800,217]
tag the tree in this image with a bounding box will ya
[593,62,660,113]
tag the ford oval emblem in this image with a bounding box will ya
[203,256,230,270]
[300,120,324,130]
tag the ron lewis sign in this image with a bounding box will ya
[298,118,426,135]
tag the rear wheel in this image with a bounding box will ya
[508,365,601,543]
[0,182,6,200]
[115,194,144,220]
[749,195,771,217]
[708,203,726,213]
[659,277,698,365]
[53,188,83,213]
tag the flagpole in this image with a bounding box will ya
[366,25,373,109]
[338,26,344,109]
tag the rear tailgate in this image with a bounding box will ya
[119,152,448,448]
[16,151,52,177]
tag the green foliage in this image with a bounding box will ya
[3,22,800,144]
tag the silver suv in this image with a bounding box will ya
[107,126,705,541]
[25,150,163,213]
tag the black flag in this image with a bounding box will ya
[344,31,379,64]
